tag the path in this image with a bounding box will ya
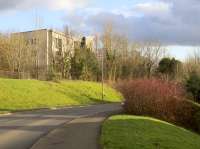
[0,104,122,149]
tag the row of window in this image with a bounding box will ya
[25,37,74,49]
[26,38,38,45]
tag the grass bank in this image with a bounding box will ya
[0,78,122,112]
[101,115,200,149]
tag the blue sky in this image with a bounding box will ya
[0,0,143,31]
[0,0,199,61]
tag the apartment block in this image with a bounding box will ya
[12,29,75,79]
[11,29,97,80]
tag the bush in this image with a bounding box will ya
[116,79,200,132]
[186,72,200,102]
[194,111,200,132]
[157,57,182,80]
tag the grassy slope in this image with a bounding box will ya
[0,78,122,112]
[101,115,200,149]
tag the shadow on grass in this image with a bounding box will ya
[102,116,200,149]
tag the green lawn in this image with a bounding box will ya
[0,78,122,112]
[101,115,200,149]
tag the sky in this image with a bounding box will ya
[0,0,200,61]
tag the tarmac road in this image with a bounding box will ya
[0,103,122,149]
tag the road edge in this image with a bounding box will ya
[30,107,123,149]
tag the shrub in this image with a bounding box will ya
[186,72,200,102]
[116,79,200,132]
[157,57,182,80]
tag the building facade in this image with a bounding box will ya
[12,29,74,79]
[11,29,96,80]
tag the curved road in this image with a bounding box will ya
[0,104,122,149]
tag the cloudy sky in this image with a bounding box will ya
[0,0,199,60]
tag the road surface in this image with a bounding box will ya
[0,104,122,149]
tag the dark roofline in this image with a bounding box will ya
[12,29,48,34]
[12,29,67,36]
[11,29,75,40]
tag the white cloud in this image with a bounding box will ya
[0,0,90,11]
[44,0,90,11]
[112,7,140,18]
[134,1,172,17]
[60,0,200,46]
[98,1,172,19]
[2,0,200,46]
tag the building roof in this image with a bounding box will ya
[12,28,74,39]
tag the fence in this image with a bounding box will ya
[0,70,32,79]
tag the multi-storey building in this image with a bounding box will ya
[12,29,75,79]
[11,29,97,80]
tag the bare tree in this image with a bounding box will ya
[184,49,200,76]
[101,22,167,80]
[102,23,115,81]
[0,35,11,70]
[102,23,130,81]
[139,42,166,78]
[0,34,16,72]
[0,33,35,78]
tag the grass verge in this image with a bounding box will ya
[0,78,122,112]
[101,115,200,149]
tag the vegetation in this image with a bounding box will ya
[102,24,166,81]
[116,79,200,133]
[70,46,100,81]
[0,34,43,79]
[184,49,200,76]
[186,72,200,102]
[0,24,199,86]
[0,26,167,81]
[157,57,182,80]
[0,78,122,112]
[101,115,200,149]
[0,16,200,149]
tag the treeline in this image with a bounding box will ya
[70,25,200,83]
[68,25,168,82]
[69,25,200,103]
[71,26,200,113]
[0,34,40,78]
[0,30,166,81]
[0,27,200,84]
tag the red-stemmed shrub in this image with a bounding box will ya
[116,79,200,132]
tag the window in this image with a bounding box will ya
[28,38,37,45]
[54,38,62,49]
